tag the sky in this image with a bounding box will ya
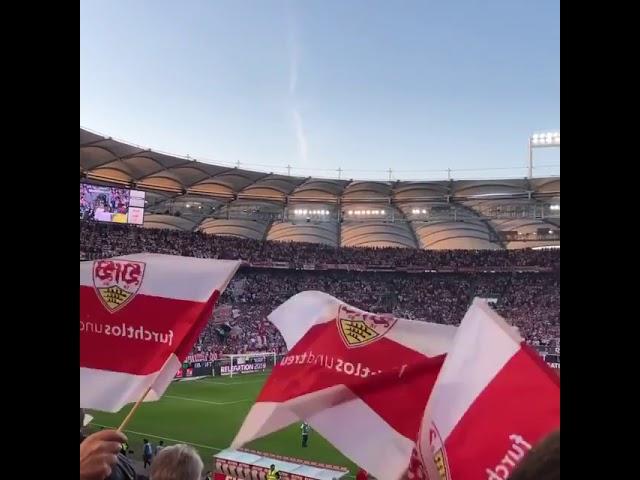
[80,0,559,181]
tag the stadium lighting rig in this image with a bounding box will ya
[528,131,559,178]
[293,209,331,216]
[346,209,386,216]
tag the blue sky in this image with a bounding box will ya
[80,0,559,180]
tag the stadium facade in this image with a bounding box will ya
[81,128,560,250]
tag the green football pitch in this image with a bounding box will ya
[88,372,358,474]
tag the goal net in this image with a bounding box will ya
[220,352,278,378]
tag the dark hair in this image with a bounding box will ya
[270,464,275,469]
[143,439,148,443]
[509,430,559,480]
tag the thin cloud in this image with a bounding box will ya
[292,108,308,163]
[286,6,308,164]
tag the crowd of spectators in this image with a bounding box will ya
[80,221,560,356]
[208,270,559,354]
[80,221,560,269]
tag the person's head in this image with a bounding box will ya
[150,444,203,480]
[270,464,276,471]
[159,440,164,446]
[143,439,149,444]
[509,430,559,480]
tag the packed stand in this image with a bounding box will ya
[80,221,560,269]
[79,221,559,355]
[191,270,559,357]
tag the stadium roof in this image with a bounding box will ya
[81,127,560,249]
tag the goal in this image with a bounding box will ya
[221,351,278,378]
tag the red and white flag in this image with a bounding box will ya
[413,298,560,480]
[80,253,240,412]
[231,291,457,480]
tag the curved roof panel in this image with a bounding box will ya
[413,220,501,250]
[530,177,560,196]
[452,179,529,199]
[142,165,228,189]
[198,219,268,240]
[341,221,417,249]
[267,222,339,246]
[143,214,196,231]
[96,152,190,184]
[393,181,450,202]
[342,181,392,203]
[192,169,266,192]
[239,174,306,201]
[80,129,107,145]
[290,178,349,202]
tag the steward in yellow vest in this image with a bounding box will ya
[267,464,280,480]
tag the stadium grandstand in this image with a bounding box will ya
[80,127,560,354]
[81,127,559,251]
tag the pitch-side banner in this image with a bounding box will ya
[231,291,457,480]
[80,253,240,412]
[411,299,560,480]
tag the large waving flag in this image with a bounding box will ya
[232,291,456,480]
[413,298,560,480]
[80,253,240,412]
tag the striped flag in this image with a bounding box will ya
[413,298,560,480]
[80,253,240,412]
[231,291,456,480]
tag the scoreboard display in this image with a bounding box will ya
[80,183,146,225]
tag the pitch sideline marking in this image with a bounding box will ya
[163,394,253,406]
[196,375,269,386]
[92,423,224,451]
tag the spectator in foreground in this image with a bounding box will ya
[509,430,559,480]
[80,429,128,480]
[106,453,136,480]
[150,444,204,480]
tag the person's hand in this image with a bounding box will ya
[80,429,127,480]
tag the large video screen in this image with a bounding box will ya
[80,184,146,225]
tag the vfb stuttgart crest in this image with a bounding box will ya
[93,260,146,313]
[337,305,397,348]
[425,422,451,480]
